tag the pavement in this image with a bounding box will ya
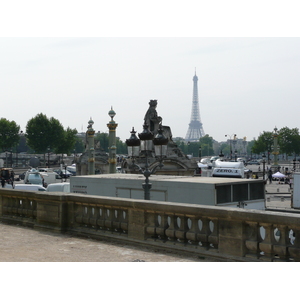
[0,222,214,262]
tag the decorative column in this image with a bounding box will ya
[107,107,118,173]
[87,118,95,175]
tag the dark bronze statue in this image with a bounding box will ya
[144,99,162,134]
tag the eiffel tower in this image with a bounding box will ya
[185,70,205,142]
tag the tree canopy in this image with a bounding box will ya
[55,127,78,155]
[0,118,20,151]
[25,113,77,155]
[278,127,300,156]
[251,131,273,154]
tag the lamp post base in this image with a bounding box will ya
[142,182,152,200]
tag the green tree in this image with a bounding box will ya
[278,127,300,157]
[26,113,64,154]
[116,137,127,154]
[74,137,85,153]
[200,134,214,156]
[252,131,273,155]
[55,127,78,155]
[219,143,230,157]
[0,118,20,151]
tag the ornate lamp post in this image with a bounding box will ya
[126,123,168,200]
[107,107,118,173]
[234,150,237,162]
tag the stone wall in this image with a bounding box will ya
[1,189,300,261]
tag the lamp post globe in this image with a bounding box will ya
[138,122,154,152]
[153,124,168,158]
[125,127,141,158]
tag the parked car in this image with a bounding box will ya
[53,169,72,178]
[247,160,260,165]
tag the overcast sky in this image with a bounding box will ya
[1,2,300,144]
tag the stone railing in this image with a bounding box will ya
[1,189,300,262]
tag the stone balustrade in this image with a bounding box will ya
[1,189,300,261]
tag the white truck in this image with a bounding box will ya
[70,173,265,210]
[212,160,245,178]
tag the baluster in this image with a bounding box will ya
[17,199,23,216]
[12,198,18,214]
[89,206,98,228]
[273,225,289,261]
[5,197,12,214]
[74,204,84,225]
[208,219,219,249]
[112,209,123,232]
[31,200,37,219]
[156,214,168,241]
[175,215,188,244]
[21,198,30,217]
[259,223,276,261]
[27,200,35,219]
[197,217,210,249]
[288,228,300,261]
[96,207,105,229]
[82,206,90,226]
[120,210,128,233]
[245,221,261,259]
[186,216,201,246]
[165,214,178,242]
[145,212,159,239]
[104,207,113,230]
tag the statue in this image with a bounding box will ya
[122,99,198,176]
[144,99,162,134]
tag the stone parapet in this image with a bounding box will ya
[1,189,299,261]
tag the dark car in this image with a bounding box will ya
[247,160,260,165]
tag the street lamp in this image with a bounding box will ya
[272,127,280,171]
[10,149,13,167]
[125,122,168,200]
[219,150,224,160]
[262,153,266,180]
[126,127,141,164]
[47,147,50,167]
[199,146,202,161]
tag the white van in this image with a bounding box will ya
[24,169,44,185]
[39,170,62,186]
[46,182,70,193]
[14,184,47,191]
